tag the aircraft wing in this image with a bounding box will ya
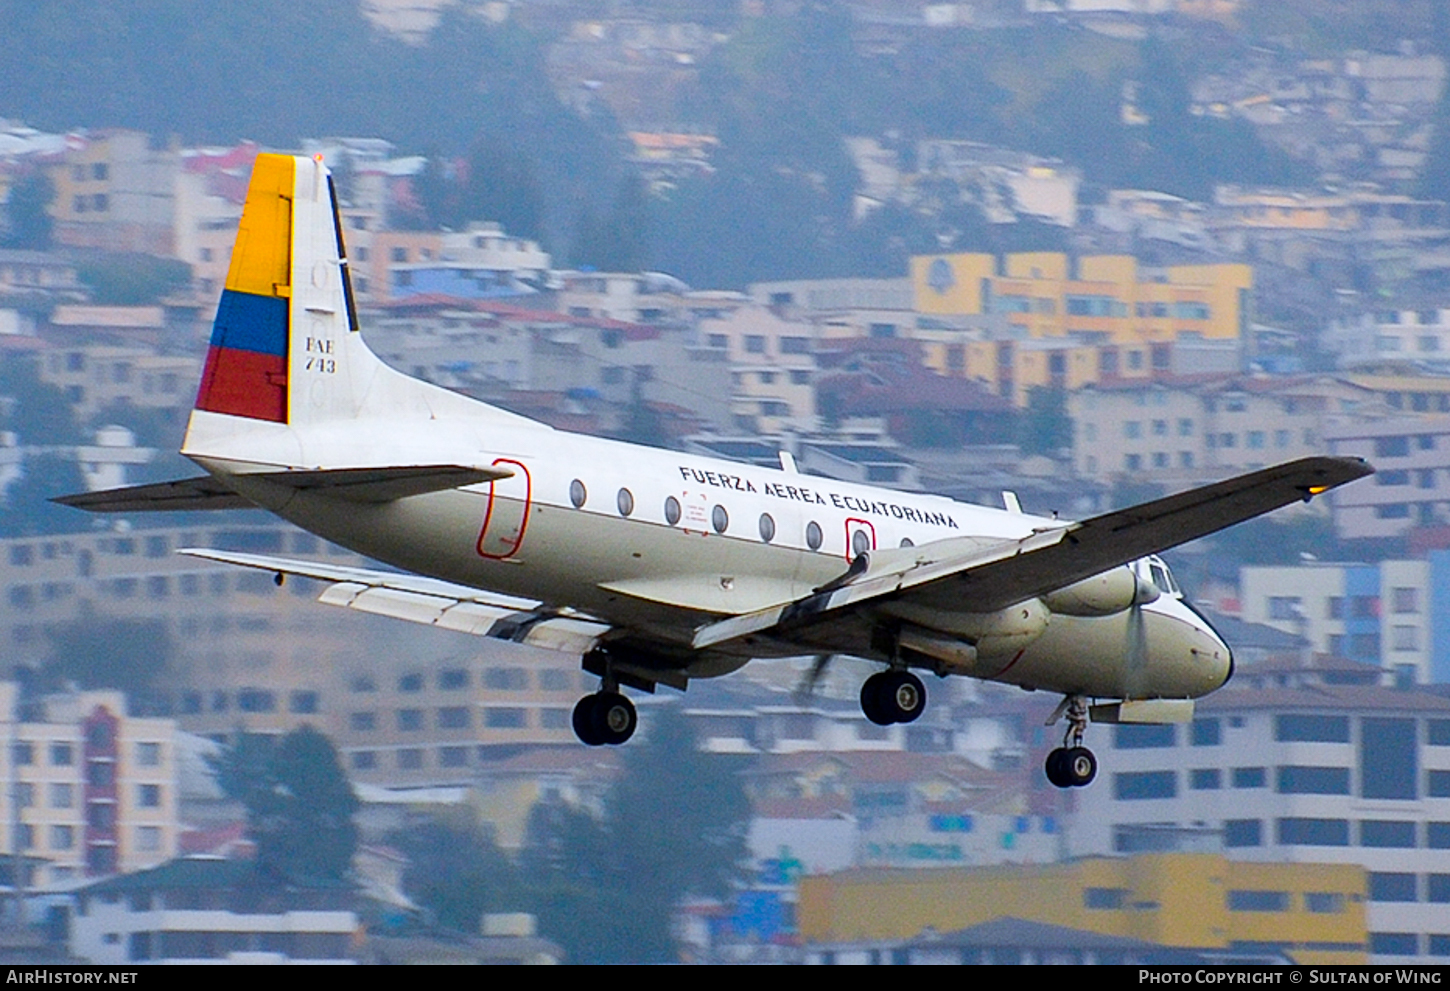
[693,456,1373,650]
[54,464,513,512]
[179,549,611,656]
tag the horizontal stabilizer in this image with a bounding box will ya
[56,463,512,512]
[178,549,610,656]
[242,464,512,502]
[52,476,256,513]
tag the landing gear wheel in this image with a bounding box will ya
[860,671,927,725]
[860,673,893,726]
[593,692,637,746]
[1064,746,1097,787]
[572,695,605,747]
[1045,748,1071,788]
[881,670,926,724]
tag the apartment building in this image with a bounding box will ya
[0,523,608,787]
[1070,665,1450,962]
[1324,415,1450,539]
[1325,304,1450,371]
[1069,375,1377,485]
[0,682,178,885]
[798,852,1365,965]
[911,252,1252,352]
[1238,559,1449,684]
[48,130,177,257]
[69,858,357,964]
[696,304,818,434]
[38,344,200,422]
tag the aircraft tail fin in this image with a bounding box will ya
[185,153,530,458]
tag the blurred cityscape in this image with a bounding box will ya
[2,0,1450,966]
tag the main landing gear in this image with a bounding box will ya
[573,690,637,747]
[860,669,927,726]
[1044,695,1097,789]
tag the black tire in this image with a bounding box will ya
[860,674,894,726]
[592,692,637,746]
[572,695,604,746]
[1044,748,1071,789]
[1065,746,1097,787]
[881,670,926,724]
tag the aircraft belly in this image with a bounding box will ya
[268,486,831,649]
[999,606,1229,699]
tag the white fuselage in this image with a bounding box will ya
[188,409,1233,701]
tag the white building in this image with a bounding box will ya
[1069,663,1450,962]
[1238,560,1432,685]
[69,857,358,964]
[0,683,180,885]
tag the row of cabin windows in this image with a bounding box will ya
[567,479,913,554]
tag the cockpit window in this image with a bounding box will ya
[1147,557,1180,596]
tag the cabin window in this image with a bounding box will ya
[664,496,681,526]
[806,521,823,551]
[759,514,776,543]
[569,479,587,509]
[900,538,914,548]
[712,505,729,534]
[852,529,871,558]
[617,488,634,517]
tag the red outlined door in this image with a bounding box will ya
[476,458,532,559]
[844,518,876,562]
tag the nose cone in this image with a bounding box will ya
[1186,605,1233,695]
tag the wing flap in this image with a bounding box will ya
[181,548,609,655]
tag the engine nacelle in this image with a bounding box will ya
[883,597,1050,664]
[1041,565,1159,618]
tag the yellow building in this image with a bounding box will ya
[912,252,1250,346]
[798,853,1366,965]
[908,252,1250,405]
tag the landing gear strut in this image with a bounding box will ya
[573,691,636,747]
[860,669,926,726]
[1044,695,1097,789]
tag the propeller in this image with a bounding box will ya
[1122,568,1153,699]
[793,653,835,704]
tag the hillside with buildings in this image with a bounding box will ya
[3,0,1450,965]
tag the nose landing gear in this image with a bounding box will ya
[1044,695,1097,789]
[860,669,927,726]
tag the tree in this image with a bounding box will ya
[1,172,54,249]
[75,253,192,306]
[1019,386,1072,457]
[387,816,521,933]
[520,704,749,963]
[0,354,82,446]
[212,727,359,881]
[41,616,173,704]
[0,453,87,538]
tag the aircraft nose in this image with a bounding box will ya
[1192,617,1233,693]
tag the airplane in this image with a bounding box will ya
[57,154,1373,788]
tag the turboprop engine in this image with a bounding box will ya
[1040,564,1160,617]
